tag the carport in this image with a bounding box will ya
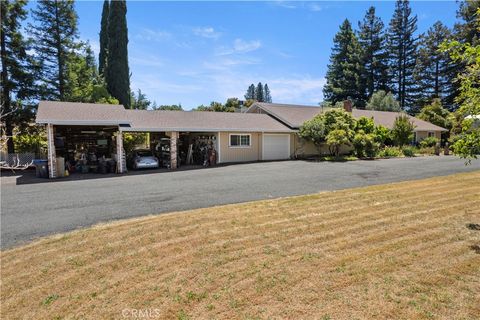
[36,101,294,179]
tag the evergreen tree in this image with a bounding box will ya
[1,0,35,153]
[366,90,401,111]
[414,22,456,109]
[98,0,109,75]
[255,82,264,102]
[244,83,255,100]
[358,6,390,98]
[106,0,130,108]
[29,0,80,101]
[264,83,272,103]
[387,0,419,112]
[323,19,365,106]
[455,0,480,45]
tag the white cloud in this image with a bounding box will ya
[273,1,297,9]
[216,38,262,56]
[308,3,322,12]
[136,28,172,42]
[192,26,221,39]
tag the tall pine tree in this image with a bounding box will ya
[414,22,456,110]
[98,0,109,75]
[255,82,264,102]
[264,83,272,103]
[358,6,390,98]
[244,83,255,100]
[323,19,365,106]
[29,0,80,101]
[105,0,130,108]
[1,0,35,153]
[387,0,418,112]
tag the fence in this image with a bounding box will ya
[0,152,37,167]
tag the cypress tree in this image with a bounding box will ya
[323,19,365,106]
[414,22,456,109]
[387,0,418,112]
[1,0,35,153]
[264,83,272,103]
[98,0,109,75]
[29,0,80,101]
[244,83,255,100]
[358,6,390,98]
[106,0,130,108]
[255,82,264,102]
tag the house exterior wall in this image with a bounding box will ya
[218,132,295,163]
[218,132,262,163]
[415,130,441,143]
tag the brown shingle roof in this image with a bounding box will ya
[35,101,293,132]
[36,101,129,125]
[124,109,293,132]
[247,102,447,132]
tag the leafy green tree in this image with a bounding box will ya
[299,109,356,156]
[358,6,390,97]
[153,104,183,111]
[355,116,375,134]
[415,22,456,109]
[442,11,480,160]
[98,0,109,75]
[366,90,401,111]
[417,98,452,130]
[130,89,150,110]
[29,0,81,100]
[264,84,272,103]
[1,0,35,153]
[387,0,418,111]
[244,84,255,100]
[224,97,240,112]
[106,0,130,108]
[255,82,264,102]
[391,114,415,146]
[323,19,365,106]
[67,43,97,102]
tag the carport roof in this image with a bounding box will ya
[35,101,293,132]
[123,109,293,132]
[36,101,130,125]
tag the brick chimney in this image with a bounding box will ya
[343,99,353,113]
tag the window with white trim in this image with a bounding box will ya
[428,132,435,138]
[229,134,251,147]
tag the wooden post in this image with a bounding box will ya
[46,124,57,178]
[116,131,126,173]
[169,131,178,170]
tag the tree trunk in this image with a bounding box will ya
[0,2,15,153]
[54,1,65,100]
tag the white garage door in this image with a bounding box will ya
[263,134,290,160]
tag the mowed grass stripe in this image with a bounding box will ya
[4,175,471,263]
[1,171,479,320]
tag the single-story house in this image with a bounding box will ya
[35,100,447,178]
[245,101,448,156]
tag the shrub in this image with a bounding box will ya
[326,129,351,157]
[391,114,415,146]
[379,146,402,158]
[419,136,439,148]
[353,131,379,158]
[401,146,416,157]
[373,125,392,146]
[418,147,435,155]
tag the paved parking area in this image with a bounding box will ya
[1,156,479,248]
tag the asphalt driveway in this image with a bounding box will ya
[1,156,479,249]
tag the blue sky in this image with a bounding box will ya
[28,1,460,109]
